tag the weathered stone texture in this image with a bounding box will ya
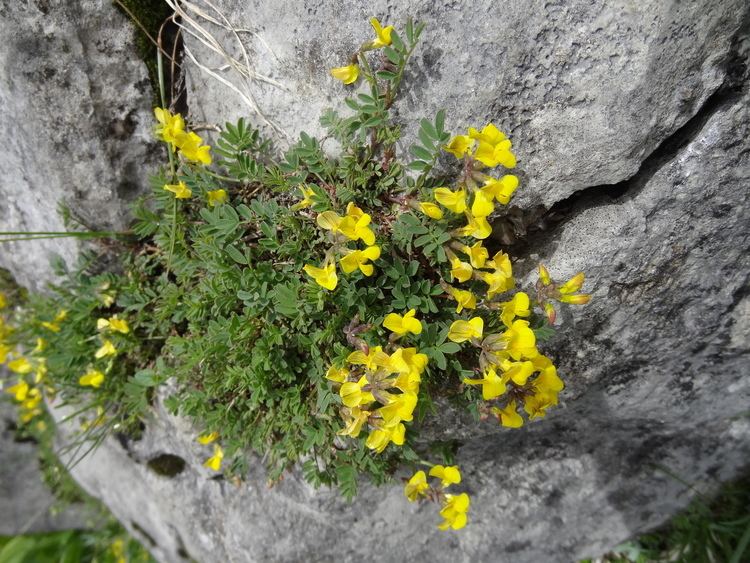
[0,396,92,535]
[184,0,745,207]
[2,0,750,562]
[0,0,158,291]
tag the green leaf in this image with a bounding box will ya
[410,145,432,161]
[225,244,249,265]
[384,46,400,65]
[435,109,446,135]
[336,465,358,501]
[407,160,428,171]
[376,70,397,81]
[420,118,438,139]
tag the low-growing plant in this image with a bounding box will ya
[1,16,592,531]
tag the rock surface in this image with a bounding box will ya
[184,0,745,207]
[2,0,749,562]
[0,0,158,292]
[0,396,92,535]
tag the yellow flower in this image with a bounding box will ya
[0,291,6,308]
[438,493,470,531]
[153,107,185,147]
[470,124,516,169]
[499,291,531,328]
[6,380,29,401]
[204,445,224,471]
[338,203,376,245]
[434,187,467,214]
[468,124,506,145]
[429,465,461,488]
[482,175,519,205]
[484,319,539,363]
[418,201,444,220]
[176,131,212,164]
[538,263,552,285]
[449,256,473,283]
[379,391,418,425]
[499,359,536,386]
[365,422,405,453]
[389,347,428,374]
[325,364,349,383]
[8,357,32,374]
[40,310,66,333]
[316,210,343,232]
[97,316,130,334]
[404,470,429,501]
[163,181,192,199]
[94,340,117,359]
[303,261,338,291]
[22,388,42,411]
[340,375,374,408]
[531,355,563,392]
[447,317,484,343]
[446,286,477,313]
[523,392,558,420]
[291,185,316,210]
[338,407,370,438]
[463,367,507,400]
[383,309,422,336]
[458,212,492,239]
[197,431,219,445]
[79,369,105,388]
[330,64,360,85]
[207,189,228,206]
[340,245,381,276]
[481,251,514,298]
[347,346,391,371]
[33,338,47,354]
[444,135,474,159]
[492,400,524,428]
[558,272,591,304]
[34,360,47,384]
[370,17,394,47]
[458,242,488,269]
[470,188,495,218]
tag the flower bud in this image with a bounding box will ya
[544,302,557,324]
[538,263,551,286]
[559,272,585,294]
[559,293,591,305]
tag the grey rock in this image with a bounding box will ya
[183,0,746,207]
[59,23,750,563]
[0,0,159,292]
[0,393,92,535]
[2,0,750,562]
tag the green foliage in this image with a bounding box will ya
[0,18,591,521]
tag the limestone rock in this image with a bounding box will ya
[56,77,750,563]
[0,0,158,292]
[184,0,746,207]
[2,0,750,562]
[0,397,91,535]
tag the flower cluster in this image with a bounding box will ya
[302,202,380,291]
[326,342,427,453]
[197,431,224,472]
[330,17,394,85]
[2,294,50,426]
[155,108,225,205]
[404,465,470,530]
[416,123,519,241]
[77,314,130,389]
[154,107,212,165]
